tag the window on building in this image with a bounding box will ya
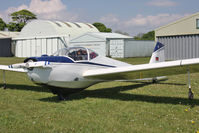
[63,22,72,27]
[196,19,199,29]
[73,23,81,28]
[85,23,93,29]
[54,22,62,27]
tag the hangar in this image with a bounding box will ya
[70,32,154,58]
[0,31,19,57]
[13,20,99,57]
[155,12,199,60]
[13,20,154,58]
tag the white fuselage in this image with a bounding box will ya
[27,55,132,89]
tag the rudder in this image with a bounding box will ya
[149,42,165,64]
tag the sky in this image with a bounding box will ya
[0,0,198,36]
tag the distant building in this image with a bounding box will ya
[13,20,99,57]
[13,20,155,58]
[155,12,199,60]
[0,31,19,57]
[70,32,154,58]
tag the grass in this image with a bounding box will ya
[0,57,199,133]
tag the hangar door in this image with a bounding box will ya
[0,38,12,57]
[14,36,68,57]
[110,39,124,58]
[157,35,199,60]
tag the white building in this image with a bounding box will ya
[13,20,99,57]
[70,32,154,58]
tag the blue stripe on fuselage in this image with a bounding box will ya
[25,56,74,63]
[76,62,116,68]
[24,56,115,68]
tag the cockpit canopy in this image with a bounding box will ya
[52,47,98,61]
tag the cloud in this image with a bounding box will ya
[6,4,29,15]
[99,14,120,29]
[2,0,78,22]
[124,14,186,27]
[148,0,178,7]
[29,0,66,14]
[99,13,188,36]
[100,14,119,24]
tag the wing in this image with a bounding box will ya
[83,58,199,80]
[0,61,51,73]
[0,65,27,72]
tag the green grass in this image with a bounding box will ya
[0,57,199,133]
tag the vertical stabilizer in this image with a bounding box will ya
[149,42,165,64]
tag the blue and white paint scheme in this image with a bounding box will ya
[1,43,199,100]
[149,42,165,64]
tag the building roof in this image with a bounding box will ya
[155,12,199,37]
[70,32,133,43]
[155,12,199,31]
[18,20,99,39]
[88,32,132,39]
[0,31,19,38]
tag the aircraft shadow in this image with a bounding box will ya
[40,82,199,107]
[0,83,50,93]
[1,82,197,107]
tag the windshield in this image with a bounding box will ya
[52,47,98,61]
[89,49,98,60]
[68,48,88,61]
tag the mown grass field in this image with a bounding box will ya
[0,57,199,133]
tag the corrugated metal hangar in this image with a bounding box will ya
[155,12,199,60]
[13,20,99,57]
[70,32,154,58]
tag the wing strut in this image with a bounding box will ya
[187,67,193,99]
[2,70,6,89]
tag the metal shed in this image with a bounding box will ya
[155,12,199,60]
[14,20,99,57]
[0,31,19,57]
[70,32,155,58]
[0,38,12,57]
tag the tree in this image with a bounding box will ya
[134,31,155,40]
[10,9,37,24]
[8,9,37,31]
[141,31,155,40]
[7,22,25,31]
[0,18,6,31]
[93,22,112,32]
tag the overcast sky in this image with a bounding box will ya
[0,0,198,36]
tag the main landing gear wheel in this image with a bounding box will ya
[57,93,68,101]
[2,70,6,89]
[187,68,194,100]
[152,77,158,83]
[51,88,67,100]
[49,87,84,101]
[3,84,6,89]
[188,88,194,100]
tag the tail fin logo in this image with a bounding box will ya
[149,42,165,64]
[153,42,164,52]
